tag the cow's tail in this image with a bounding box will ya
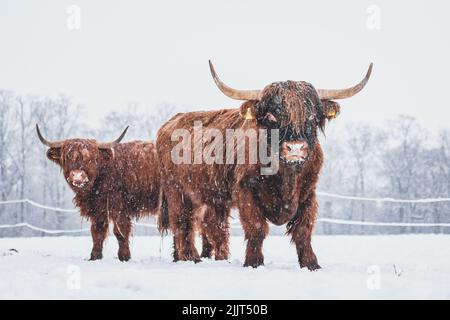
[157,192,169,236]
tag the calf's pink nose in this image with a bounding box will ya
[69,170,88,186]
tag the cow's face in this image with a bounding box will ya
[208,60,371,165]
[46,140,113,192]
[251,81,341,164]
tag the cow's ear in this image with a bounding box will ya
[46,148,62,165]
[321,100,341,120]
[239,100,257,120]
[99,148,114,161]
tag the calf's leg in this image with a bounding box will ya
[90,215,109,261]
[113,215,132,262]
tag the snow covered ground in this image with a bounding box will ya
[1,234,449,299]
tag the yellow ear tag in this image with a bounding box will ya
[327,108,337,119]
[242,106,255,120]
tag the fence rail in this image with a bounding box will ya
[317,192,450,203]
[1,191,449,234]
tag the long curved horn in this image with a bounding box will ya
[317,63,373,100]
[98,126,129,149]
[36,124,64,148]
[209,60,262,101]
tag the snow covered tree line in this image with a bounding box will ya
[0,89,449,236]
[316,116,450,235]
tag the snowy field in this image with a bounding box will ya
[1,234,449,299]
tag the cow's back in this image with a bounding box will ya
[156,108,245,206]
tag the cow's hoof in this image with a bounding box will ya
[118,254,131,262]
[173,251,179,262]
[184,249,201,263]
[176,257,202,263]
[89,251,103,261]
[175,252,202,264]
[214,255,228,261]
[214,248,229,261]
[118,248,131,262]
[200,251,213,259]
[300,260,321,271]
[200,243,213,259]
[187,253,202,263]
[244,257,264,268]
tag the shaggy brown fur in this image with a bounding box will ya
[43,138,160,261]
[157,80,342,269]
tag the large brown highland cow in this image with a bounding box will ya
[157,61,372,269]
[36,125,160,261]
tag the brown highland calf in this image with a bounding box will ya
[157,61,372,269]
[37,125,160,261]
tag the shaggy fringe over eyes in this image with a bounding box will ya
[256,81,327,136]
[61,140,98,168]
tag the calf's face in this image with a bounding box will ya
[36,125,128,194]
[46,140,112,192]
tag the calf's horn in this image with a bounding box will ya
[36,124,64,148]
[316,63,373,100]
[98,126,129,149]
[209,60,261,101]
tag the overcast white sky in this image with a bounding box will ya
[0,0,449,132]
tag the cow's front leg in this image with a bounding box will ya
[113,215,132,262]
[90,215,109,261]
[238,189,269,268]
[287,193,321,271]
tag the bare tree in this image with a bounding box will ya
[10,95,38,222]
[345,123,384,233]
[318,128,348,234]
[381,115,426,232]
[0,91,18,201]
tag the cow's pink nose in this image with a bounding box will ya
[68,170,89,187]
[280,141,308,162]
